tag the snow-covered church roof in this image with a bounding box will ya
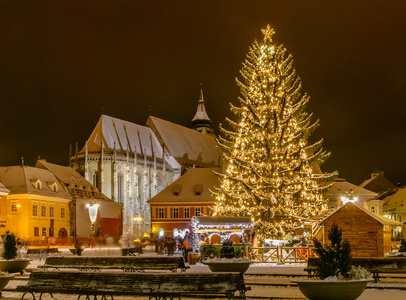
[147,116,221,168]
[80,115,180,169]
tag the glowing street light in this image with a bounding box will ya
[133,216,142,239]
[86,203,99,236]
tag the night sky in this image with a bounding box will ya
[1,1,405,186]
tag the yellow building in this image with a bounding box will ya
[0,166,71,245]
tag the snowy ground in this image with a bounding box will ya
[2,247,406,299]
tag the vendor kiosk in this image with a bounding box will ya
[191,216,254,260]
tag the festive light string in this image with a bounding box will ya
[213,25,337,240]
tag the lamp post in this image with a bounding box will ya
[133,216,142,239]
[86,203,99,237]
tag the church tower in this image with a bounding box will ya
[191,87,212,134]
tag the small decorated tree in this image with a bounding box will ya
[313,224,352,279]
[1,231,17,260]
[399,238,406,253]
[220,239,236,259]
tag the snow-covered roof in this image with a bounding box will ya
[326,178,377,206]
[317,202,402,226]
[35,159,113,202]
[0,166,71,199]
[148,167,221,203]
[382,188,406,211]
[147,116,221,167]
[360,172,396,194]
[192,216,254,227]
[0,182,10,196]
[80,115,180,169]
[192,89,211,122]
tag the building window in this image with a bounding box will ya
[195,207,201,216]
[33,204,38,217]
[184,208,190,218]
[117,173,124,203]
[42,228,46,237]
[34,227,39,237]
[11,202,18,214]
[158,208,164,218]
[61,207,66,219]
[173,208,179,218]
[92,171,99,189]
[49,206,54,218]
[41,205,46,217]
[370,206,375,213]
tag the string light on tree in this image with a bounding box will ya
[213,25,337,240]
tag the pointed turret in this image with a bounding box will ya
[192,87,212,134]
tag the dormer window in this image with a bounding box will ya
[71,176,76,181]
[172,184,182,196]
[194,184,203,196]
[47,181,58,192]
[30,179,43,190]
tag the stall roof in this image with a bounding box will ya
[192,216,254,229]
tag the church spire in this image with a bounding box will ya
[192,84,212,134]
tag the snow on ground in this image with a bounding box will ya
[3,248,406,300]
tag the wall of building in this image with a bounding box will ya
[1,194,70,245]
[319,204,385,257]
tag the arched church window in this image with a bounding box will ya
[117,172,124,203]
[92,171,99,189]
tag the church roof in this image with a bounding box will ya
[192,89,211,123]
[148,167,220,203]
[80,115,180,169]
[0,166,71,199]
[147,116,221,168]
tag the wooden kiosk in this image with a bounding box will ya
[191,216,254,259]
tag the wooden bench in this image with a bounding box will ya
[25,248,62,260]
[38,256,190,272]
[305,257,406,282]
[17,270,249,300]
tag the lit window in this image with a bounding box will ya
[42,228,46,237]
[173,208,179,218]
[184,208,190,218]
[33,205,38,217]
[41,206,46,217]
[195,207,201,216]
[158,208,164,218]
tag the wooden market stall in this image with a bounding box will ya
[191,216,254,258]
[312,202,402,257]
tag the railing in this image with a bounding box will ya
[248,246,315,264]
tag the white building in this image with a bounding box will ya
[70,90,221,238]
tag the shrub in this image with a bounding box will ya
[399,238,406,253]
[220,239,236,259]
[312,224,352,280]
[1,231,17,260]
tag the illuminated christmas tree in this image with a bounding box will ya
[213,25,337,240]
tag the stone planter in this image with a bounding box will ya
[292,278,372,300]
[0,259,30,275]
[0,274,14,297]
[202,258,251,274]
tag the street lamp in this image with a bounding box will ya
[86,203,99,237]
[133,216,142,239]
